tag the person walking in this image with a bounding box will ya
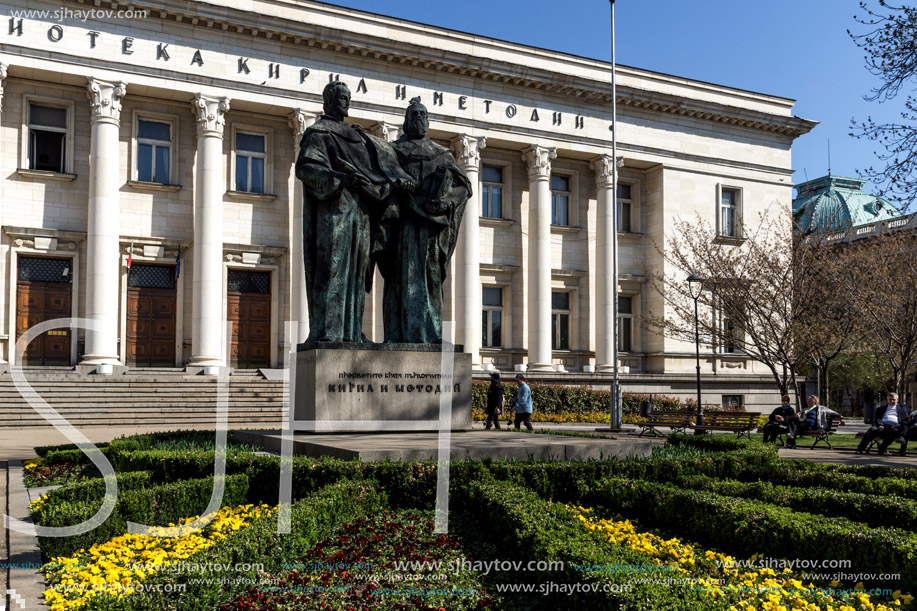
[484,372,504,430]
[513,374,534,431]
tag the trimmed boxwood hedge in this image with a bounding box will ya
[581,477,917,588]
[471,381,683,416]
[80,480,385,611]
[36,442,110,459]
[675,474,917,531]
[37,473,250,560]
[459,478,717,610]
[32,471,154,513]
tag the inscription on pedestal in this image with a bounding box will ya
[294,348,472,432]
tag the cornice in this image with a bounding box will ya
[66,0,816,138]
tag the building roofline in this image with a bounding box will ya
[54,0,817,137]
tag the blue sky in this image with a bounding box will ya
[326,0,901,199]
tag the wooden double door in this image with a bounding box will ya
[126,264,177,367]
[227,269,271,369]
[16,256,72,366]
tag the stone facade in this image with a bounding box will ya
[0,0,815,411]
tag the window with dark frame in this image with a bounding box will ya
[618,295,633,352]
[137,119,172,184]
[236,132,266,194]
[481,165,503,219]
[617,183,633,233]
[481,286,503,348]
[722,394,743,410]
[550,174,570,226]
[551,291,571,350]
[28,103,67,173]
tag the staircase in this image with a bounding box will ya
[0,369,285,428]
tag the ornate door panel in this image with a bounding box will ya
[126,265,176,367]
[15,257,72,366]
[227,270,271,369]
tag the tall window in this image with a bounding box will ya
[481,165,503,219]
[719,188,739,238]
[618,295,633,352]
[481,287,503,348]
[551,174,570,226]
[551,291,571,350]
[723,315,738,353]
[28,103,67,173]
[235,132,266,194]
[715,304,740,354]
[137,119,172,184]
[617,183,633,233]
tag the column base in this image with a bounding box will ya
[596,364,616,373]
[525,362,555,372]
[79,354,122,366]
[189,356,224,367]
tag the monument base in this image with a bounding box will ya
[293,347,472,432]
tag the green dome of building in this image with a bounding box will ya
[793,175,902,234]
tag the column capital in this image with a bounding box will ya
[522,144,556,181]
[193,94,231,138]
[372,120,402,142]
[0,62,8,107]
[289,109,318,151]
[591,154,625,188]
[451,134,486,170]
[87,78,127,125]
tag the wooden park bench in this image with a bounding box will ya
[637,410,693,437]
[854,427,907,455]
[795,414,841,449]
[690,411,760,439]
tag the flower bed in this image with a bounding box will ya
[24,459,85,487]
[221,510,497,611]
[42,504,273,611]
[570,505,906,610]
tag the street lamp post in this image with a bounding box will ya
[687,274,705,427]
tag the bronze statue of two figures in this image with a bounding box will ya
[296,82,472,345]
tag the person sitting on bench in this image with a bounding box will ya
[792,395,844,449]
[898,405,917,457]
[762,395,797,445]
[856,393,909,455]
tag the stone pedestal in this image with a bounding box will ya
[293,345,472,432]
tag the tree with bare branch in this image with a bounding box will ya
[644,207,854,409]
[829,228,917,397]
[850,1,917,208]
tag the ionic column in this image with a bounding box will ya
[592,155,616,371]
[0,62,8,363]
[452,134,486,366]
[190,94,230,366]
[81,78,127,365]
[289,109,317,344]
[522,145,556,371]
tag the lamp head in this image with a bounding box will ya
[687,273,705,299]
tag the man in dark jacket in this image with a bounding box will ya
[897,405,917,456]
[856,393,910,455]
[762,395,797,444]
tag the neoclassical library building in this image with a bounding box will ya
[0,0,815,408]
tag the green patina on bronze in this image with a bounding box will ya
[296,85,471,346]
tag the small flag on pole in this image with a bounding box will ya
[175,249,181,278]
[127,242,133,270]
